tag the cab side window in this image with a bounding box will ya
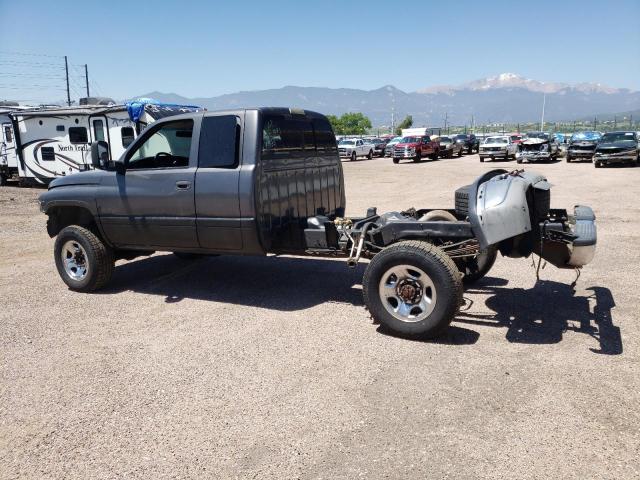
[127,119,193,170]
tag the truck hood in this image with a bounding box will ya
[396,142,420,148]
[48,170,107,189]
[482,142,508,148]
[596,142,636,151]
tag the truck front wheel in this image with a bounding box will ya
[350,152,356,162]
[54,225,114,292]
[367,150,373,159]
[363,241,462,338]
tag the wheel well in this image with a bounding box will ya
[46,206,98,238]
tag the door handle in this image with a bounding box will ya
[176,180,192,190]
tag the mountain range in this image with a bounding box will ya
[135,73,640,127]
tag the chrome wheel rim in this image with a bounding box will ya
[378,265,437,323]
[61,240,89,281]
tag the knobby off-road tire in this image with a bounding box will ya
[363,241,463,338]
[54,225,115,292]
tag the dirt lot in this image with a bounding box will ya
[1,155,639,479]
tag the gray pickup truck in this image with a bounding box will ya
[39,107,597,338]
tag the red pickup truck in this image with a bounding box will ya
[392,135,440,164]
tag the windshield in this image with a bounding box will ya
[601,132,637,143]
[390,136,403,143]
[510,135,522,141]
[485,137,508,144]
[453,135,467,140]
[571,131,601,142]
[400,136,421,143]
[338,140,355,146]
[439,137,452,143]
[527,132,549,140]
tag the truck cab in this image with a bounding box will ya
[41,108,345,256]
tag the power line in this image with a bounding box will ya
[0,50,64,58]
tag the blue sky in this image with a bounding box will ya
[1,0,638,103]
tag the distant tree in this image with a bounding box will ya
[326,114,343,135]
[339,112,372,135]
[395,115,413,135]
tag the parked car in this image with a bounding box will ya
[517,136,560,163]
[338,138,374,161]
[525,132,560,157]
[453,134,479,154]
[37,107,597,339]
[369,138,388,157]
[392,135,439,163]
[479,136,518,162]
[384,136,403,157]
[437,136,464,158]
[509,133,525,145]
[593,131,639,168]
[566,131,602,163]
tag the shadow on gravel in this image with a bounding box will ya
[376,325,480,346]
[99,253,366,311]
[458,276,621,354]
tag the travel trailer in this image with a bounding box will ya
[0,101,31,186]
[7,98,201,186]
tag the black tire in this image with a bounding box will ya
[430,152,439,161]
[54,225,114,292]
[393,158,400,164]
[454,185,470,217]
[0,174,7,187]
[566,156,571,163]
[456,246,498,285]
[516,158,523,164]
[480,157,485,162]
[595,161,602,168]
[363,241,462,338]
[457,148,463,157]
[413,151,421,162]
[350,152,356,162]
[367,150,373,160]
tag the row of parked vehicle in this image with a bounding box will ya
[478,130,640,167]
[337,131,480,164]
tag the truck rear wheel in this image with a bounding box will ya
[54,225,114,292]
[363,241,462,338]
[455,246,498,285]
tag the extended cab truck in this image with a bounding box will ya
[39,108,598,339]
[338,138,374,161]
[392,135,439,163]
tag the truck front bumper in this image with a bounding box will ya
[519,153,551,162]
[594,153,638,165]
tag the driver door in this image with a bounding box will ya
[96,118,199,249]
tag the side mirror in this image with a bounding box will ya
[90,141,109,169]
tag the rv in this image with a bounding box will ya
[0,101,32,186]
[7,98,201,186]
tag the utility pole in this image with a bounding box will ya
[443,112,448,134]
[594,116,597,130]
[540,93,546,132]
[630,114,633,129]
[64,55,71,106]
[84,64,90,97]
[614,115,617,129]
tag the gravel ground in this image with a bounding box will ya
[1,155,639,479]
